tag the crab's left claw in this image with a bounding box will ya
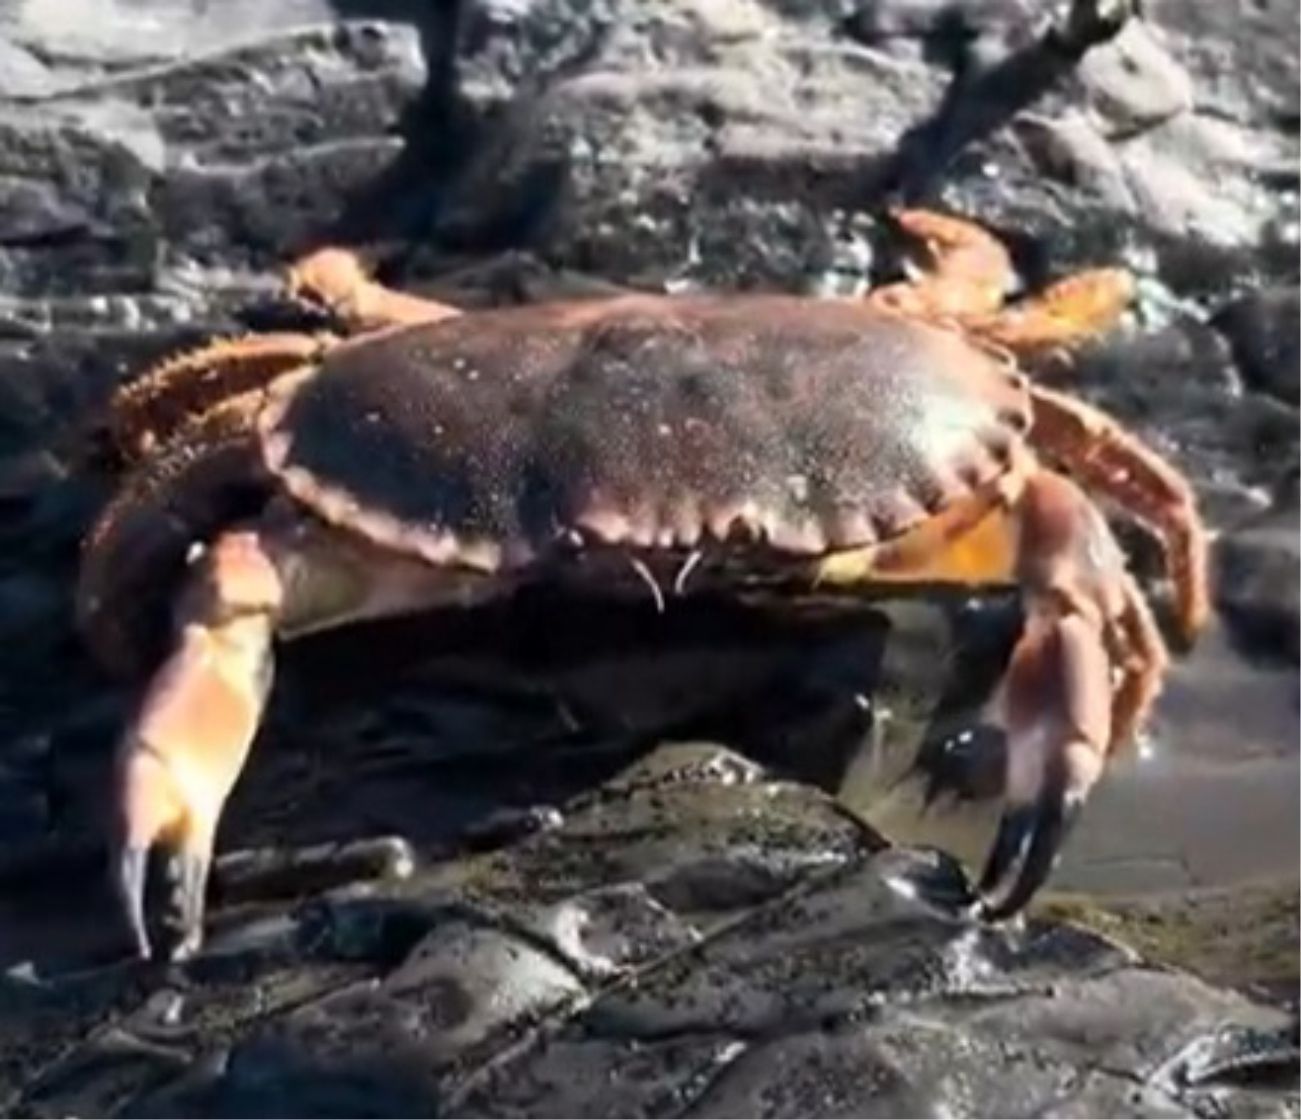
[111,530,281,960]
[975,470,1168,921]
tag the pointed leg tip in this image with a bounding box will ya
[115,843,155,959]
[976,790,1085,923]
[167,933,202,963]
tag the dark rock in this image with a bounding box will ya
[1215,506,1301,662]
[443,0,949,289]
[0,22,426,296]
[1215,286,1301,406]
[7,747,1287,1119]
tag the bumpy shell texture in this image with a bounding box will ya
[260,294,1032,570]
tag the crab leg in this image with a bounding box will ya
[109,502,504,959]
[868,208,1016,322]
[113,529,282,960]
[286,247,464,334]
[963,268,1136,361]
[1028,384,1209,644]
[977,468,1167,919]
[866,208,1136,362]
[110,333,329,462]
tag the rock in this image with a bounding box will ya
[0,21,426,296]
[443,0,950,290]
[0,39,52,99]
[444,0,1297,298]
[0,0,373,72]
[6,746,1295,1118]
[1077,18,1194,137]
[1040,880,1300,1008]
[1214,506,1300,662]
[843,1,1042,45]
[1214,286,1301,406]
[1142,0,1299,129]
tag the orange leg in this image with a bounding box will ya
[865,209,1135,364]
[286,247,463,334]
[108,510,501,959]
[113,530,282,960]
[867,207,1016,322]
[977,468,1168,919]
[111,333,327,462]
[1027,384,1209,645]
[964,268,1137,362]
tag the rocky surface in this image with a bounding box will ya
[2,744,1298,1119]
[0,0,1297,1116]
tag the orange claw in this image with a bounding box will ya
[113,530,282,960]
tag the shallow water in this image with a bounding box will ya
[809,609,1298,896]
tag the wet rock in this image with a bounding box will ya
[461,803,564,851]
[437,755,1295,1118]
[214,835,416,906]
[526,882,701,980]
[4,746,1276,1119]
[1214,506,1301,662]
[1215,286,1301,407]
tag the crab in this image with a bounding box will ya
[77,209,1208,961]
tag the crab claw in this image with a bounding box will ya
[975,612,1106,919]
[973,470,1167,921]
[115,734,227,961]
[111,531,280,960]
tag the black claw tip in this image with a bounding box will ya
[976,774,1084,923]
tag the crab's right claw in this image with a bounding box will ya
[975,611,1107,921]
[971,470,1169,922]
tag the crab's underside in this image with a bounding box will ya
[78,210,1208,960]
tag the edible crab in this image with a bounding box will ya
[78,210,1208,960]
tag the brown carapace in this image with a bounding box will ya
[77,209,1208,961]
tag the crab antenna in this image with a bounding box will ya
[628,557,666,614]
